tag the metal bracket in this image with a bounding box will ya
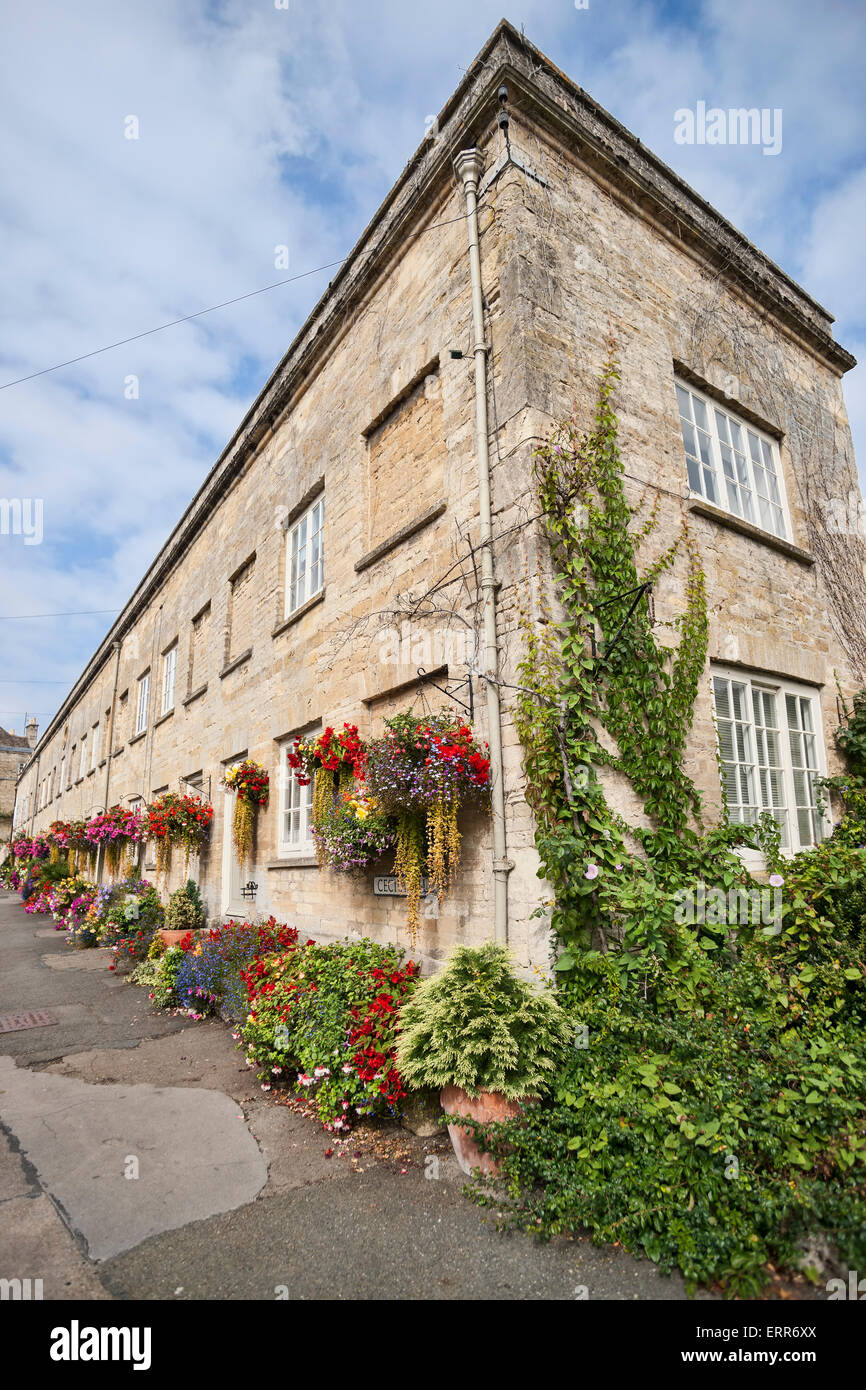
[240,881,258,901]
[587,583,653,666]
[179,774,211,801]
[416,668,474,720]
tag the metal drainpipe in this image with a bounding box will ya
[454,147,510,945]
[102,639,123,813]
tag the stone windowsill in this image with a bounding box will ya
[220,648,253,680]
[98,759,107,769]
[74,777,84,786]
[129,730,147,746]
[266,856,320,870]
[183,684,208,708]
[354,500,446,574]
[272,588,325,639]
[687,500,814,565]
[154,708,174,728]
[112,747,124,758]
[86,767,95,778]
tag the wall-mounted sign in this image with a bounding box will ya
[373,875,431,897]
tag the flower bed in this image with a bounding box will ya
[173,916,301,1020]
[240,937,418,1130]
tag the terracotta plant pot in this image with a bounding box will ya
[157,929,189,948]
[440,1084,530,1176]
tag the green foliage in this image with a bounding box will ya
[130,944,184,1007]
[163,881,205,934]
[835,689,866,780]
[518,353,714,954]
[470,960,866,1298]
[396,943,571,1100]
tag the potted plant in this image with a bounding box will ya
[395,942,570,1174]
[158,879,205,947]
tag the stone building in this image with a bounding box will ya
[1,718,36,844]
[13,22,866,969]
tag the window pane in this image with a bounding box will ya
[676,384,693,420]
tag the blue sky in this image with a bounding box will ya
[1,0,864,738]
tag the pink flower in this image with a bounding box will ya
[584,863,599,880]
[769,874,784,887]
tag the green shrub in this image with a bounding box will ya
[396,943,571,1100]
[468,926,866,1298]
[163,881,204,934]
[131,944,184,1007]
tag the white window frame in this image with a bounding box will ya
[90,723,99,770]
[161,645,177,715]
[59,756,66,793]
[277,731,317,857]
[675,379,790,540]
[285,494,325,617]
[79,736,88,780]
[135,673,150,735]
[711,665,830,855]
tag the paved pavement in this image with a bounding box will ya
[0,888,705,1300]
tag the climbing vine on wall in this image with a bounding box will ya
[517,353,746,962]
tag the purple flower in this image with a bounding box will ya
[584,863,599,881]
[768,873,784,888]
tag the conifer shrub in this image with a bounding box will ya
[396,943,571,1099]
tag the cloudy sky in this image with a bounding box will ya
[1,0,864,738]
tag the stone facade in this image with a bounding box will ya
[12,22,866,970]
[1,724,33,844]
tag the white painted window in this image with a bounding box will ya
[59,756,66,792]
[285,494,324,616]
[712,667,828,852]
[675,381,789,539]
[79,736,88,780]
[91,723,99,769]
[135,673,150,734]
[161,645,177,715]
[278,734,317,855]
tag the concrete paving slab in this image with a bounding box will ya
[0,1055,267,1260]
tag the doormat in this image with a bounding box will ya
[0,1010,58,1034]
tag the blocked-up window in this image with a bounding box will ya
[712,667,827,852]
[188,603,211,693]
[115,693,128,752]
[365,368,443,549]
[227,557,256,663]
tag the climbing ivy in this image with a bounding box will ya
[518,353,746,966]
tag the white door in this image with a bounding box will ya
[221,790,245,917]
